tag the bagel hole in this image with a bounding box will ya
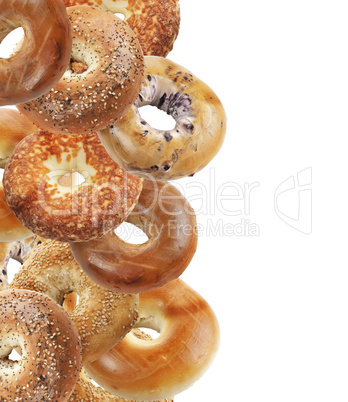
[139,105,176,131]
[114,222,149,245]
[70,59,88,75]
[63,292,79,313]
[6,258,21,285]
[133,327,160,340]
[0,27,25,59]
[8,349,22,362]
[114,13,125,20]
[58,172,86,187]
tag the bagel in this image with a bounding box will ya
[70,179,197,293]
[0,108,38,168]
[0,0,72,105]
[0,236,43,291]
[17,6,145,135]
[0,182,33,242]
[71,366,173,402]
[10,240,139,363]
[63,0,180,57]
[0,288,82,401]
[98,56,226,180]
[85,279,220,400]
[2,131,143,242]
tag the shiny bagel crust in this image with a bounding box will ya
[98,56,227,180]
[70,179,197,293]
[0,183,33,242]
[63,0,180,57]
[10,240,139,364]
[17,6,144,135]
[85,279,220,400]
[0,288,82,401]
[0,108,38,168]
[71,367,174,402]
[2,131,143,242]
[0,0,72,106]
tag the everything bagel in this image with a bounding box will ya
[17,6,144,135]
[0,288,82,401]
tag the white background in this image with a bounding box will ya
[1,1,348,401]
[170,1,348,401]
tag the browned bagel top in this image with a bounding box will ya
[3,131,143,242]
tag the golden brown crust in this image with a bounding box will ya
[0,0,72,106]
[126,0,180,57]
[99,56,227,180]
[0,108,38,168]
[0,288,82,401]
[17,6,144,135]
[10,240,139,364]
[2,131,143,242]
[63,0,180,57]
[70,368,174,402]
[70,180,198,293]
[85,279,220,400]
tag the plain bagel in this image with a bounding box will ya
[0,108,38,168]
[0,0,72,106]
[85,279,220,400]
[70,365,174,402]
[70,179,198,293]
[0,183,33,242]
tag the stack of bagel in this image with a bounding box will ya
[0,0,226,400]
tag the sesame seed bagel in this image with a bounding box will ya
[63,0,180,57]
[0,108,38,168]
[10,240,139,364]
[98,56,227,180]
[85,279,220,400]
[0,0,72,106]
[0,288,82,401]
[17,6,145,135]
[2,131,143,242]
[70,179,198,294]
